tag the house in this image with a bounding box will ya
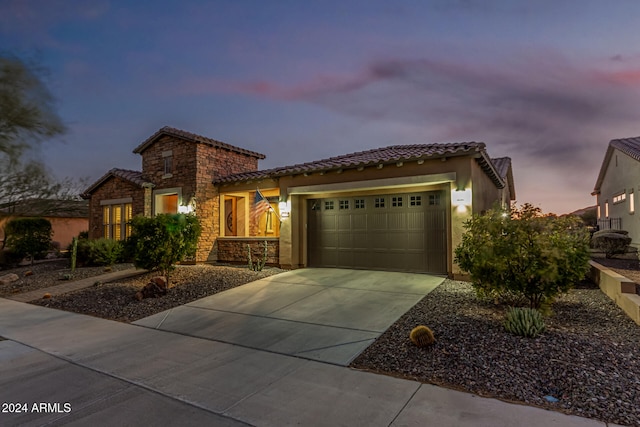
[0,199,89,249]
[82,126,515,277]
[593,136,640,248]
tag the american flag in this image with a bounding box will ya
[251,189,272,222]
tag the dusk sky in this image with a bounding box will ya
[3,0,640,214]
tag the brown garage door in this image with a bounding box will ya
[308,191,447,274]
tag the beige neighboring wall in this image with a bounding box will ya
[0,216,88,250]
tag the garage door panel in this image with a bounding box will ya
[407,232,425,250]
[352,213,367,230]
[308,191,446,274]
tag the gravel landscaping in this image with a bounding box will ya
[351,278,640,426]
[0,259,135,297]
[29,263,284,322]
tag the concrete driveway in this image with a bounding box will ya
[134,268,444,365]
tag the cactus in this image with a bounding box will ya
[504,307,545,338]
[409,325,435,347]
[247,241,268,271]
[70,237,78,272]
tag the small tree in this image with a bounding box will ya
[127,214,201,285]
[454,203,590,309]
[4,217,52,264]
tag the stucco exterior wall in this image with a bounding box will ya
[219,156,485,276]
[597,148,640,249]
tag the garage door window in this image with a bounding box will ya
[392,196,403,207]
[339,200,350,210]
[355,199,365,209]
[325,201,334,210]
[429,194,441,206]
[374,197,385,208]
[410,195,422,207]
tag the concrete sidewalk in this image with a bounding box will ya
[6,268,146,303]
[0,298,614,427]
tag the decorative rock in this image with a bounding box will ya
[0,273,19,286]
[135,276,168,301]
[24,271,33,277]
[42,293,52,299]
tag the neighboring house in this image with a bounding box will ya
[82,126,515,277]
[0,199,89,249]
[593,137,640,248]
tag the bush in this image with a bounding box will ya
[454,203,591,309]
[128,213,201,285]
[88,238,123,266]
[71,237,124,266]
[4,217,52,264]
[504,307,546,338]
[591,232,632,258]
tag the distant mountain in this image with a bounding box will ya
[568,205,597,217]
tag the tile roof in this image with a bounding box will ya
[610,137,640,161]
[593,136,640,194]
[215,142,505,187]
[490,157,516,200]
[81,168,154,198]
[132,126,266,159]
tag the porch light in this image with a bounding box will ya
[179,195,196,214]
[278,199,291,219]
[452,189,471,213]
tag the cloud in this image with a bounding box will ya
[230,55,640,170]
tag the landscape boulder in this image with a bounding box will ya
[0,273,20,286]
[135,276,168,300]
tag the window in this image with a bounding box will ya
[429,194,441,206]
[605,201,609,218]
[102,201,132,240]
[630,192,635,214]
[325,201,334,210]
[156,193,178,214]
[163,157,172,175]
[391,196,403,207]
[355,199,365,209]
[410,195,422,207]
[162,150,173,178]
[339,200,350,210]
[613,192,626,204]
[374,197,385,208]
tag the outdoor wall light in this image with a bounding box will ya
[452,189,471,213]
[279,200,291,219]
[452,189,471,206]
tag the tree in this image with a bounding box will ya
[0,55,81,244]
[0,55,66,161]
[4,217,52,264]
[127,214,201,286]
[454,203,591,309]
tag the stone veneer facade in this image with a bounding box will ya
[85,129,263,263]
[217,238,280,265]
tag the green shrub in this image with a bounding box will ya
[591,232,632,258]
[454,203,591,309]
[88,238,123,266]
[128,213,201,285]
[504,307,546,338]
[4,217,52,264]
